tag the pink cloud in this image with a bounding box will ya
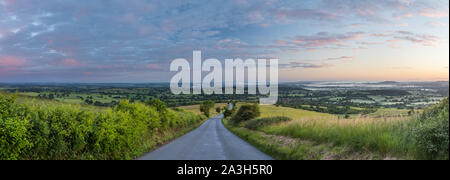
[346,23,364,28]
[394,13,413,19]
[0,56,26,74]
[2,0,16,5]
[49,58,84,67]
[387,39,403,43]
[356,8,376,17]
[419,9,449,18]
[275,40,288,45]
[76,8,88,20]
[145,63,164,70]
[0,56,26,67]
[291,32,364,48]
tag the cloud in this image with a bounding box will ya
[394,23,408,27]
[0,0,448,82]
[419,8,449,18]
[345,23,364,28]
[425,21,448,27]
[360,41,383,45]
[0,56,26,73]
[0,55,26,67]
[394,31,440,46]
[393,13,413,19]
[145,63,164,71]
[279,62,331,69]
[275,8,337,21]
[49,58,84,67]
[285,32,365,48]
[371,33,392,37]
[327,56,355,60]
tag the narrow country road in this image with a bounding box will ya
[137,114,273,160]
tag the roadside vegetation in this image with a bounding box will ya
[200,100,215,117]
[0,93,207,160]
[179,103,227,117]
[225,98,449,160]
[1,82,448,160]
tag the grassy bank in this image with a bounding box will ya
[225,100,449,160]
[224,117,391,160]
[0,93,207,160]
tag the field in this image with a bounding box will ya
[0,83,259,107]
[225,99,449,160]
[259,105,333,118]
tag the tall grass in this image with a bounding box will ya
[228,100,448,159]
[260,116,418,158]
[245,116,292,130]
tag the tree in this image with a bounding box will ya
[224,108,233,118]
[408,107,415,116]
[200,100,215,117]
[231,104,260,124]
[216,107,222,114]
[344,114,350,119]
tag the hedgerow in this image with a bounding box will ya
[412,97,449,160]
[0,94,202,160]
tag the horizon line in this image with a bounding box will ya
[1,80,449,84]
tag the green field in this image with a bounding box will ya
[225,99,449,160]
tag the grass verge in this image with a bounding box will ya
[223,118,392,160]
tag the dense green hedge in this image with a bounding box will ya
[0,94,203,160]
[412,97,449,160]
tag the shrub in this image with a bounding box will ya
[147,99,175,129]
[245,116,291,130]
[216,107,222,114]
[231,104,260,124]
[224,108,233,118]
[0,94,32,160]
[200,100,215,117]
[0,114,31,160]
[114,100,161,131]
[412,98,449,160]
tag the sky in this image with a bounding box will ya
[0,0,448,83]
